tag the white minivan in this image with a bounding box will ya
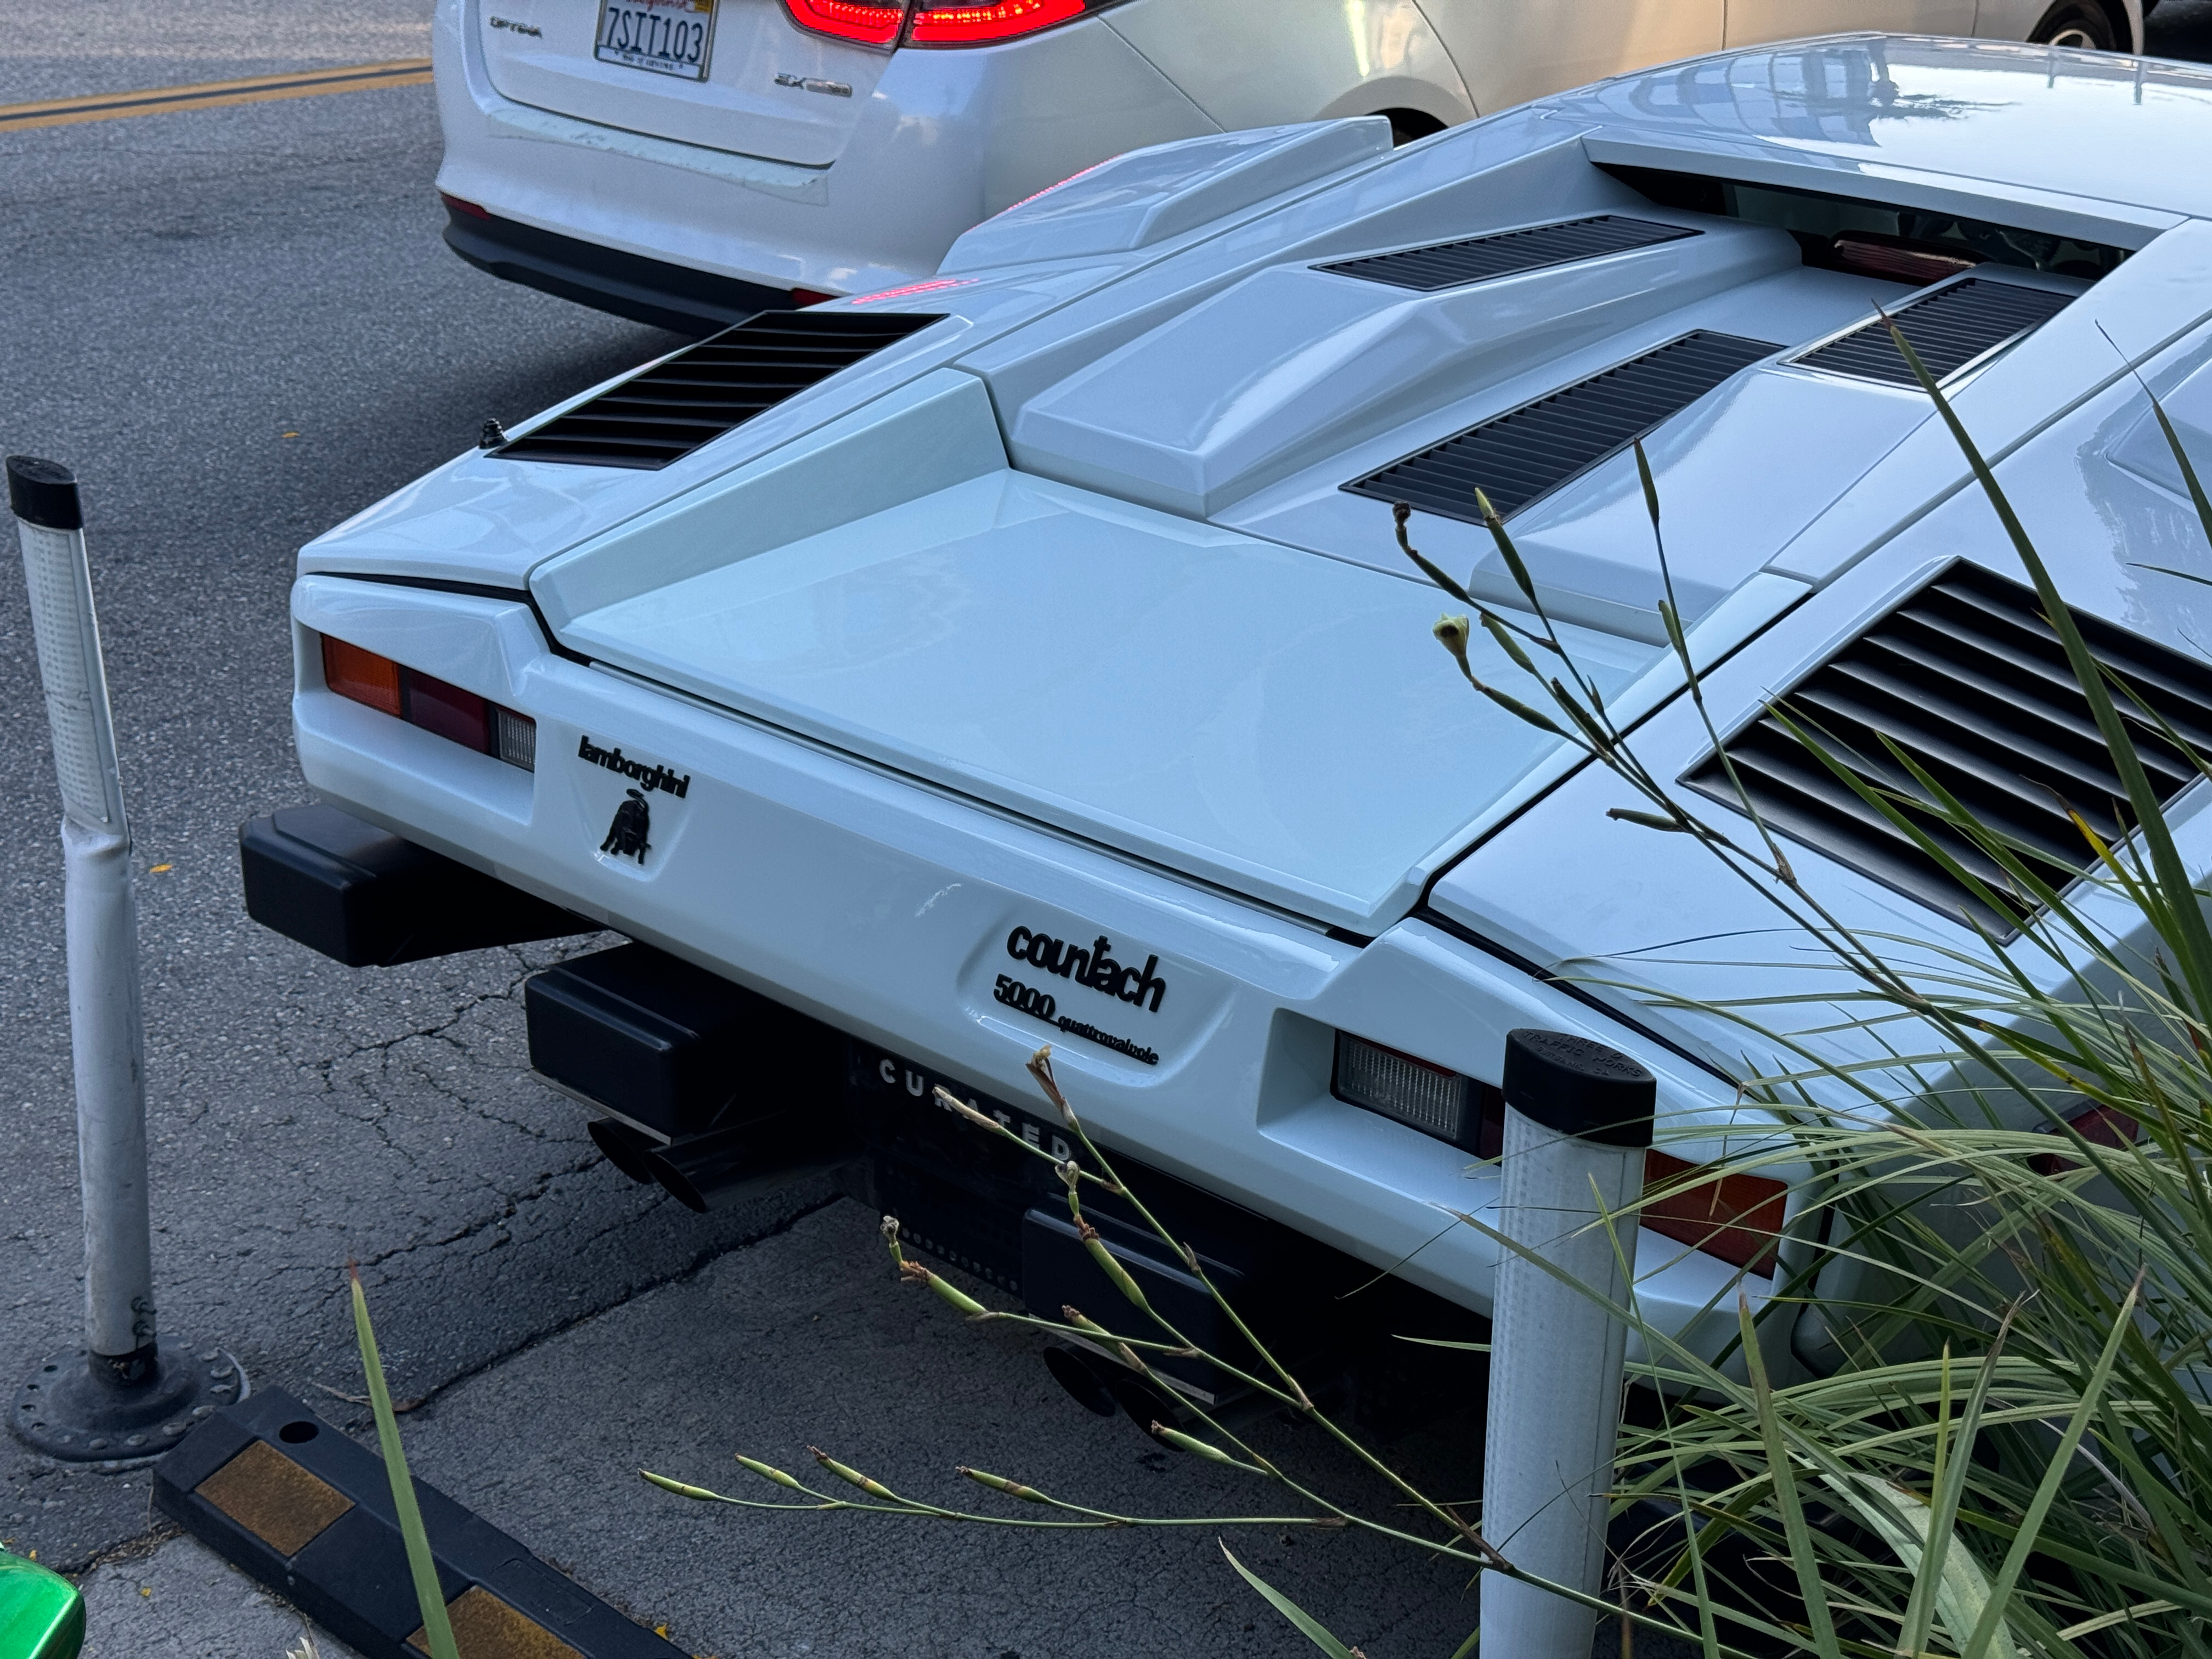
[432,0,2143,331]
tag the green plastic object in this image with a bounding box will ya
[0,1553,83,1659]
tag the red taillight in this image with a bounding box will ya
[780,0,1093,46]
[2032,1103,2138,1175]
[319,635,536,771]
[906,0,1083,43]
[790,287,836,307]
[1641,1150,1786,1274]
[439,191,490,219]
[781,0,905,44]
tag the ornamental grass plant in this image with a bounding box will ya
[648,321,2212,1659]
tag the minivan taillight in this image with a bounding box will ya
[906,0,1084,43]
[780,0,1102,47]
[782,0,905,45]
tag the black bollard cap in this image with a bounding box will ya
[1502,1028,1656,1148]
[7,455,83,531]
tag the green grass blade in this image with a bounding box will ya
[350,1268,460,1659]
[1740,1298,1844,1659]
[1220,1542,1358,1658]
[1962,1277,2142,1659]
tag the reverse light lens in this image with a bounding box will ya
[1333,1032,1502,1155]
[319,634,535,771]
[1641,1150,1786,1274]
[907,0,1084,42]
[781,0,905,44]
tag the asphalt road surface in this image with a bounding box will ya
[6,4,2211,1655]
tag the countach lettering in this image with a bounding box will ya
[1005,926,1166,1013]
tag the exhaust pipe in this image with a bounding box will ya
[642,1109,851,1214]
[1041,1345,1116,1417]
[586,1116,659,1183]
[1040,1342,1185,1430]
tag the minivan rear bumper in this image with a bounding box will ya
[440,201,800,335]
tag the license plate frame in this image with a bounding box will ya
[592,0,716,82]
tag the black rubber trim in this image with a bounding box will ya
[312,571,590,665]
[1503,1027,1654,1147]
[6,454,83,529]
[441,205,800,337]
[1410,905,1737,1087]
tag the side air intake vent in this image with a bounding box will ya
[1793,278,2071,386]
[1684,563,2212,933]
[1318,216,1697,292]
[1346,330,1776,522]
[494,311,944,469]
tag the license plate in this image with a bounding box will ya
[594,0,715,81]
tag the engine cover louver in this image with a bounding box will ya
[1684,563,2212,933]
[1346,330,1777,522]
[493,311,944,469]
[1793,278,2071,386]
[1318,215,1697,292]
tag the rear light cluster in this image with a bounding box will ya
[782,0,1102,47]
[2032,1102,2138,1176]
[320,635,537,771]
[1331,1031,1788,1273]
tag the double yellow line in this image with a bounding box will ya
[0,58,433,133]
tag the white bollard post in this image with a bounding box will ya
[1481,1028,1656,1659]
[8,455,236,1464]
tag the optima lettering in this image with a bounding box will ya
[577,735,690,798]
[1005,926,1166,1014]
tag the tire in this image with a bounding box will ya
[1381,108,1446,146]
[2029,0,2119,48]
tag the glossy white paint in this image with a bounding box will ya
[552,465,1654,926]
[305,40,2212,1355]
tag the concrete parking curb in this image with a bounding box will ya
[153,1388,684,1659]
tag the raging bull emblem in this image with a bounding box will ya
[600,788,651,863]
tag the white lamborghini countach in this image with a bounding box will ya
[247,34,2212,1395]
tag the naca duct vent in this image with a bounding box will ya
[1793,277,2072,386]
[1346,330,1777,522]
[1318,215,1697,292]
[1684,562,2212,933]
[493,311,943,469]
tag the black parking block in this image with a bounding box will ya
[155,1387,683,1659]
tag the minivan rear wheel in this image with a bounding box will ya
[2029,0,2119,48]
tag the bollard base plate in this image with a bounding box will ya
[12,1339,245,1465]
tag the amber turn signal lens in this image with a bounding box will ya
[1641,1149,1786,1273]
[321,635,402,718]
